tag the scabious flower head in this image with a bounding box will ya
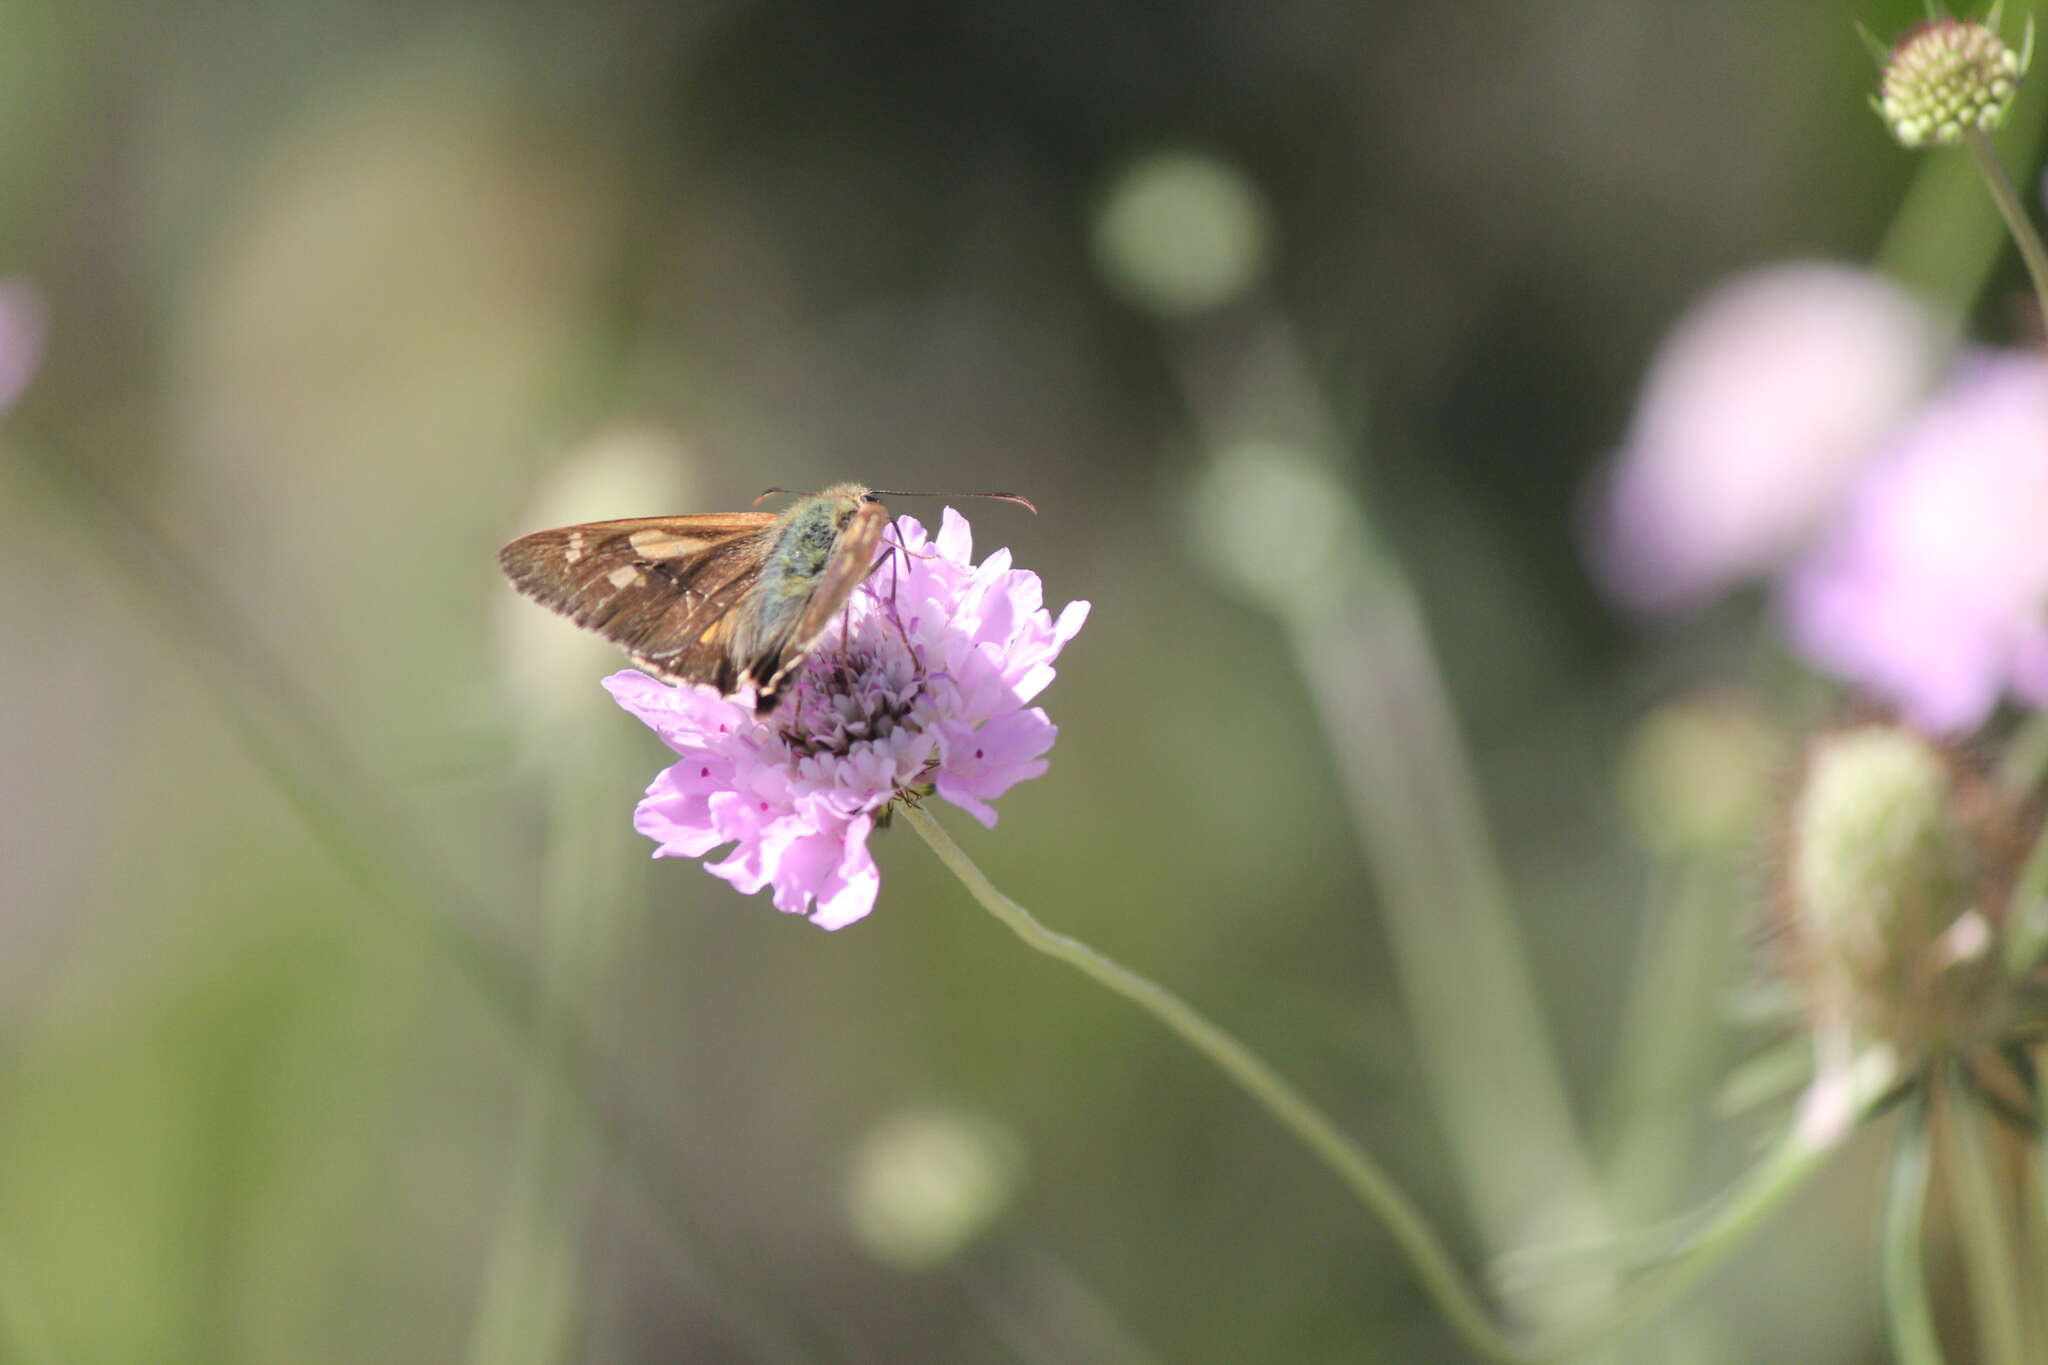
[1587,264,1942,612]
[1785,352,2048,734]
[605,508,1089,929]
[1876,17,2027,149]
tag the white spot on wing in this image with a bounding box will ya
[564,532,586,564]
[608,565,643,589]
[629,529,703,559]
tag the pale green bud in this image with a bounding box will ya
[844,1108,1024,1270]
[1876,18,2028,149]
[1617,696,1778,855]
[1092,150,1271,317]
[1186,440,1370,612]
[1788,726,1991,1049]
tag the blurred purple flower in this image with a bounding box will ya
[606,508,1089,929]
[0,279,45,413]
[1785,353,2048,734]
[1588,264,1943,612]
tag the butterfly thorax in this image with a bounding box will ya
[753,484,874,612]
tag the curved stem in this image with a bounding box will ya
[1542,1122,1834,1355]
[899,800,1529,1362]
[905,801,1845,1363]
[1962,127,2048,335]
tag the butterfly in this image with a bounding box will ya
[498,483,1033,713]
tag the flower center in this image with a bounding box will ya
[777,637,930,760]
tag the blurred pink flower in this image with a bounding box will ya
[0,279,44,413]
[1785,352,2048,733]
[606,508,1089,929]
[1588,264,1943,612]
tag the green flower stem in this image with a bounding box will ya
[2035,1051,2048,1339]
[1883,1099,1948,1365]
[1962,127,2048,338]
[906,801,1844,1364]
[899,800,1527,1362]
[1549,1120,1837,1355]
[1943,1066,2032,1365]
[2002,818,2048,981]
[1879,68,2048,316]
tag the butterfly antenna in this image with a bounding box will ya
[751,486,792,506]
[867,490,1037,514]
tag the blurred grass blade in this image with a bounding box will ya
[1175,320,1612,1325]
[4,433,825,1365]
[465,745,644,1365]
[1600,858,1742,1216]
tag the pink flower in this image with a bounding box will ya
[605,508,1089,929]
[1785,353,2048,733]
[1588,264,1943,612]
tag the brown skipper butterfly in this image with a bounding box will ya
[498,483,1034,713]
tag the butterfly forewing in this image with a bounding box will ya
[497,513,779,687]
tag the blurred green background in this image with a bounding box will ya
[0,2,2028,1361]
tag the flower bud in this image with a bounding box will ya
[843,1108,1025,1270]
[1785,726,1999,1050]
[1617,695,1778,855]
[1092,150,1271,317]
[1877,19,2027,149]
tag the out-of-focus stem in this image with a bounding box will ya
[1600,858,1741,1218]
[1882,1099,1948,1365]
[1962,128,2048,336]
[1171,322,1611,1326]
[1879,70,2048,316]
[1943,1068,2032,1365]
[465,741,639,1365]
[1282,572,1612,1272]
[7,435,824,1365]
[909,802,1848,1364]
[901,800,1531,1363]
[2035,1052,2048,1345]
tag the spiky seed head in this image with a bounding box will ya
[1785,726,2009,1053]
